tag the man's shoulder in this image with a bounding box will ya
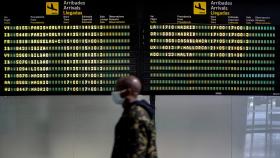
[128,104,151,122]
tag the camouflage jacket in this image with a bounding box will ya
[111,100,158,158]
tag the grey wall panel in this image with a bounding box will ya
[231,96,248,158]
[0,96,122,158]
[156,95,231,158]
[0,96,50,158]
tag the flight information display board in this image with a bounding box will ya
[1,1,280,95]
[1,3,138,95]
[145,24,277,94]
[142,2,280,95]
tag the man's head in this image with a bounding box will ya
[112,75,142,105]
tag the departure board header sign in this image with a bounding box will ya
[1,0,280,95]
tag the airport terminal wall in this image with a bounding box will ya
[1,96,279,158]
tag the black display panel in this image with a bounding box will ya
[1,0,280,95]
[1,2,139,95]
[142,2,280,95]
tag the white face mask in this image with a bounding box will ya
[111,89,126,105]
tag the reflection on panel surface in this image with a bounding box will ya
[245,96,280,158]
